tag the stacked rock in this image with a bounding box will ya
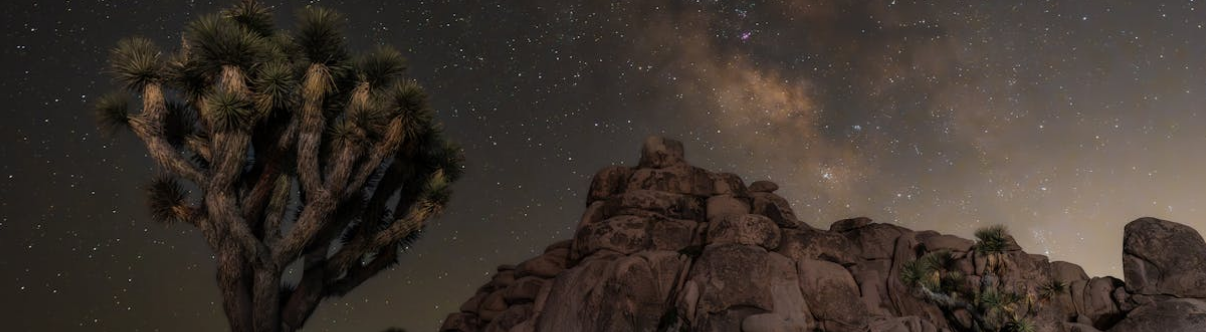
[441,136,1206,332]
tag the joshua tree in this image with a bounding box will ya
[973,225,1012,274]
[900,226,1041,332]
[95,1,462,331]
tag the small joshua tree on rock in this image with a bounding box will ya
[95,1,462,331]
[900,225,1043,332]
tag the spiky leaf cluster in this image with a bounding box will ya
[187,14,272,73]
[358,47,408,87]
[224,1,275,37]
[110,37,163,91]
[253,62,298,113]
[1037,280,1068,301]
[95,92,132,134]
[146,176,191,224]
[974,224,1011,254]
[204,90,257,131]
[900,250,966,296]
[295,7,348,65]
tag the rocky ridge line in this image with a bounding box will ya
[441,136,1206,332]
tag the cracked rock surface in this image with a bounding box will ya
[441,137,1206,332]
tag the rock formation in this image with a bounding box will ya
[441,136,1206,332]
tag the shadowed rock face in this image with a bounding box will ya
[1122,217,1206,298]
[440,137,1206,332]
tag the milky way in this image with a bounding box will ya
[2,1,1205,331]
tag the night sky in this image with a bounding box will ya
[3,0,1206,331]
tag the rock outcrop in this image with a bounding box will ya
[441,137,1206,332]
[1122,217,1206,298]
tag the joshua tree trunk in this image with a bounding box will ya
[218,246,255,332]
[253,268,282,332]
[94,2,463,331]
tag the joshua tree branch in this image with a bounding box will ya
[326,199,434,274]
[207,188,271,265]
[272,193,337,266]
[345,117,406,200]
[129,84,206,184]
[323,145,362,195]
[280,243,330,331]
[185,135,213,162]
[262,175,291,246]
[240,120,297,230]
[274,145,362,266]
[344,162,406,241]
[297,64,330,197]
[325,246,397,297]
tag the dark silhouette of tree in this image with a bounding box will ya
[95,1,462,331]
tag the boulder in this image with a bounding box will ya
[626,165,715,197]
[750,192,803,228]
[739,253,815,332]
[483,304,533,332]
[1070,277,1125,329]
[479,269,516,293]
[460,292,487,313]
[503,277,547,305]
[575,201,607,231]
[573,215,652,257]
[1052,261,1090,284]
[843,222,909,260]
[917,232,974,253]
[775,228,859,266]
[1122,217,1206,298]
[705,195,750,222]
[849,258,894,316]
[441,312,481,332]
[638,136,686,168]
[516,249,568,278]
[830,217,873,232]
[706,214,782,249]
[535,251,688,332]
[532,275,555,314]
[748,180,779,193]
[544,239,572,253]
[586,166,632,204]
[649,218,698,252]
[574,214,694,257]
[478,291,508,322]
[1107,298,1206,332]
[996,251,1054,288]
[689,244,776,331]
[602,189,704,221]
[798,258,868,331]
[1112,286,1139,312]
[710,172,749,197]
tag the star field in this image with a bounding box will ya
[2,0,1206,331]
